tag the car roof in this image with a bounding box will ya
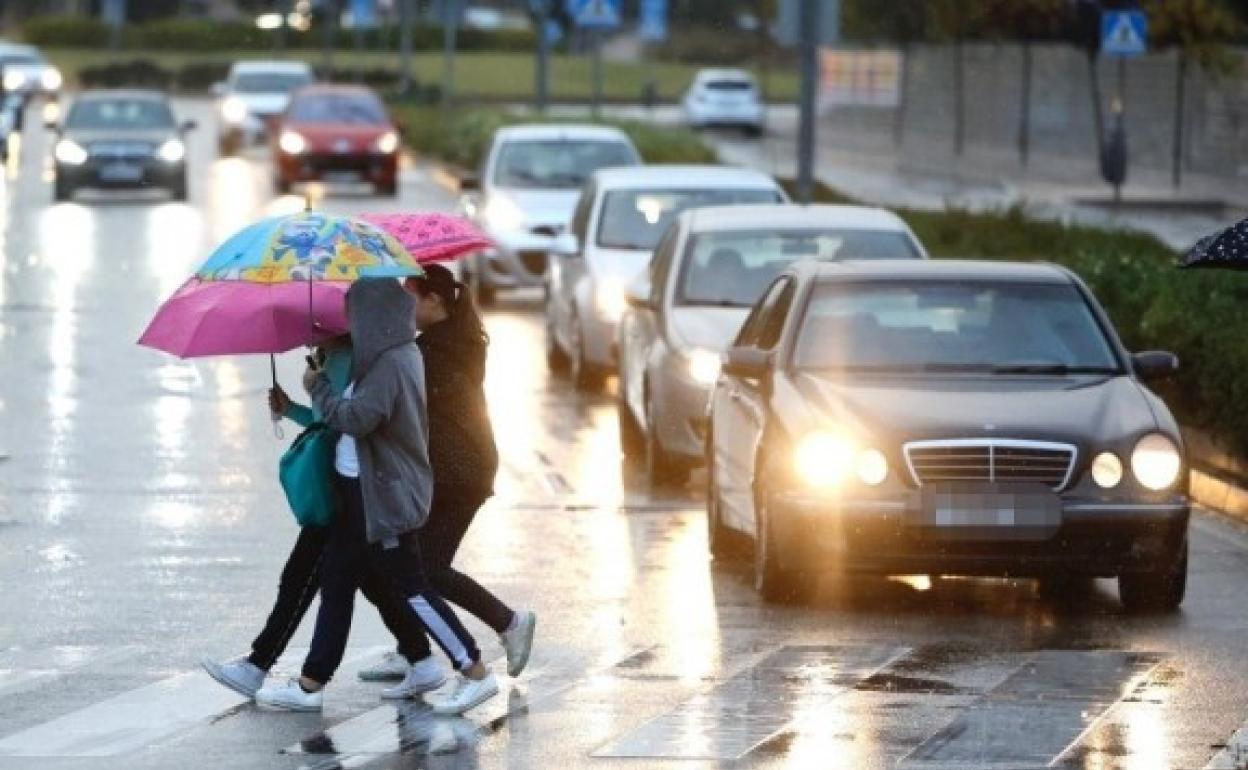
[74,89,171,102]
[230,60,313,74]
[591,164,779,190]
[798,259,1073,284]
[694,68,756,82]
[495,123,632,142]
[685,204,912,234]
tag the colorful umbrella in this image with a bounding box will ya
[1179,216,1248,271]
[139,211,426,359]
[360,212,492,264]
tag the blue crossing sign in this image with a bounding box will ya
[1101,10,1147,57]
[567,0,621,29]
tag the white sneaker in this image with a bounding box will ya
[429,673,499,716]
[381,656,447,700]
[201,656,265,698]
[255,679,324,712]
[500,611,537,677]
[358,651,410,682]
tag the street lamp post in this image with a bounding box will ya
[795,0,820,203]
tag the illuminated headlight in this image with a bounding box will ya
[1091,451,1123,489]
[1131,433,1182,491]
[157,138,186,164]
[54,139,88,166]
[375,131,399,154]
[40,68,62,91]
[794,431,889,488]
[686,348,720,387]
[3,71,26,91]
[221,96,247,124]
[278,130,306,155]
[594,279,628,322]
[482,196,524,232]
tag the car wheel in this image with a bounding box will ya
[467,262,496,307]
[274,174,292,195]
[644,390,689,489]
[744,124,763,138]
[544,290,569,374]
[170,175,188,202]
[617,394,644,459]
[218,134,240,156]
[53,177,73,202]
[706,442,742,559]
[1037,575,1094,603]
[753,480,812,603]
[375,180,398,197]
[1119,539,1187,613]
[570,315,605,392]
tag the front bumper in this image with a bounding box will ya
[277,151,397,185]
[769,492,1190,578]
[222,112,279,145]
[474,230,555,290]
[57,159,184,189]
[651,354,713,461]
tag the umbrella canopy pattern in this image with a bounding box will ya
[197,211,425,283]
[360,212,492,264]
[1179,216,1248,271]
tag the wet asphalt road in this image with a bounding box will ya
[4,99,1248,770]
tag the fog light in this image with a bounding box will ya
[1091,451,1123,489]
[856,448,889,486]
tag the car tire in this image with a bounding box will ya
[706,443,743,560]
[375,180,398,197]
[644,389,689,489]
[274,174,292,195]
[753,480,812,603]
[570,315,606,393]
[218,134,240,157]
[53,177,73,202]
[617,395,644,459]
[744,124,763,138]
[170,175,188,202]
[467,262,496,307]
[1037,575,1093,603]
[544,290,569,374]
[1118,539,1187,613]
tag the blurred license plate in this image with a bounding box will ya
[100,163,142,182]
[323,170,360,183]
[916,483,1060,541]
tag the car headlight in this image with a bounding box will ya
[482,196,524,232]
[54,139,88,166]
[157,138,186,164]
[793,431,888,488]
[375,131,399,154]
[594,279,628,322]
[686,348,721,387]
[278,130,306,155]
[221,96,247,124]
[1091,451,1123,489]
[40,68,62,91]
[1131,433,1182,491]
[3,71,26,91]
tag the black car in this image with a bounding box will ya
[707,260,1189,611]
[50,90,195,202]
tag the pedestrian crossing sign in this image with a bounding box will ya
[568,0,621,29]
[1101,10,1147,57]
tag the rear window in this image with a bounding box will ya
[289,93,386,124]
[233,72,312,94]
[706,80,754,91]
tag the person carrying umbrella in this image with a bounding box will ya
[254,278,498,714]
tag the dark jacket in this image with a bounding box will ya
[417,318,498,496]
[308,279,434,544]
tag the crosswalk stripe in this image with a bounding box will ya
[899,650,1163,769]
[0,645,386,757]
[593,644,909,761]
[0,646,136,699]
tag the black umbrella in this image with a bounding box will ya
[1179,216,1248,270]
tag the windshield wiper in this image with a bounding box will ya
[991,364,1120,375]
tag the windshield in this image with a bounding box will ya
[66,98,175,130]
[233,72,312,94]
[794,281,1121,374]
[0,53,42,66]
[493,140,637,189]
[597,188,780,250]
[289,93,386,124]
[678,228,921,307]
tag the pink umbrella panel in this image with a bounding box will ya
[360,212,492,264]
[137,277,350,358]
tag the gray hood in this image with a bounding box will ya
[347,278,416,382]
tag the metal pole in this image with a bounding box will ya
[892,42,908,147]
[1018,42,1032,168]
[442,0,459,105]
[322,0,336,75]
[591,29,604,119]
[1171,52,1186,189]
[535,1,550,113]
[398,0,414,95]
[952,38,964,157]
[796,0,820,203]
[276,0,291,54]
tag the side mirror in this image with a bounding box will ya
[211,82,228,97]
[723,346,771,379]
[181,119,197,132]
[1132,350,1179,382]
[552,232,579,258]
[459,173,479,192]
[626,276,653,309]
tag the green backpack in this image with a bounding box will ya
[279,422,338,528]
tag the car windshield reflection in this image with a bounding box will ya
[493,140,637,190]
[597,188,780,250]
[66,99,175,130]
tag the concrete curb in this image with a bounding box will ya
[1191,469,1248,520]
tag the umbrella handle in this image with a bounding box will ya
[272,410,284,440]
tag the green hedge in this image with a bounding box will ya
[390,106,717,170]
[794,180,1248,456]
[21,15,111,47]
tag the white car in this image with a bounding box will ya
[682,69,764,136]
[616,204,928,487]
[214,61,314,154]
[0,43,61,99]
[460,124,641,304]
[545,166,786,392]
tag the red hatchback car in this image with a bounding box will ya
[272,84,400,196]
